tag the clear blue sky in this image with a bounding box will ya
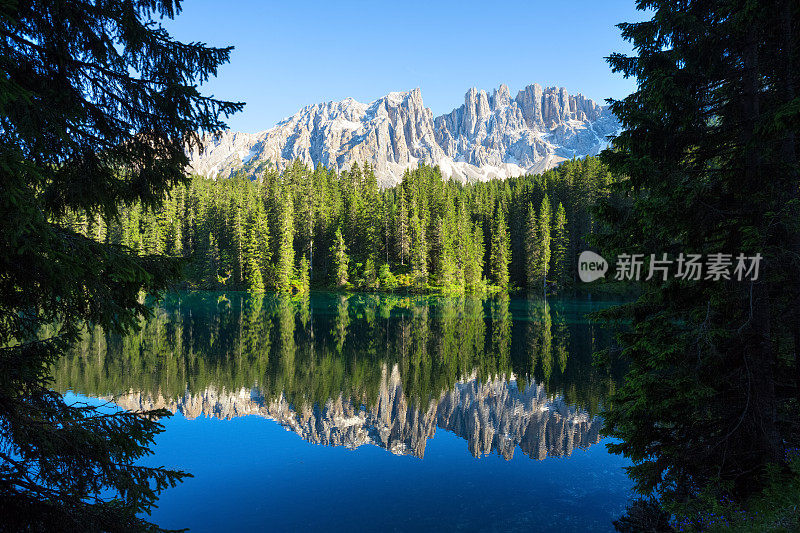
[164,0,648,133]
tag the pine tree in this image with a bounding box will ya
[252,197,271,282]
[292,162,316,279]
[141,208,164,255]
[168,216,183,257]
[362,257,377,290]
[464,222,485,290]
[454,202,471,290]
[430,214,451,286]
[525,202,542,290]
[536,195,551,293]
[550,202,569,289]
[409,204,428,286]
[204,231,221,289]
[242,209,266,293]
[489,207,510,290]
[396,191,410,265]
[363,164,382,260]
[228,194,244,287]
[275,187,295,292]
[296,255,310,294]
[169,188,184,256]
[330,226,349,287]
[123,203,142,252]
[382,200,392,264]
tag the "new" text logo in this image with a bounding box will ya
[578,251,608,282]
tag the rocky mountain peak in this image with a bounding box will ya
[493,83,512,108]
[188,82,619,187]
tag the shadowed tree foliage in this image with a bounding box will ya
[597,0,800,529]
[0,0,242,530]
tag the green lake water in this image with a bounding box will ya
[55,291,633,532]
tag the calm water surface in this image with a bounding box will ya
[55,292,633,532]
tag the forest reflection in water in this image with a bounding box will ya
[54,291,624,462]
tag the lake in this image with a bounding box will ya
[54,291,633,532]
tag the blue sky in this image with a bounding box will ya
[164,0,648,133]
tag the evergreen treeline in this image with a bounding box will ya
[62,157,613,294]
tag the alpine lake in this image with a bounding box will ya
[55,291,633,532]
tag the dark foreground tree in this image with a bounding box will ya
[597,0,800,529]
[0,1,242,530]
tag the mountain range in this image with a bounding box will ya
[188,83,620,187]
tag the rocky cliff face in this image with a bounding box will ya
[112,364,601,461]
[188,83,619,187]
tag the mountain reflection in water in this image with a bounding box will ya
[53,292,622,462]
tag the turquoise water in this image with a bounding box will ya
[57,292,632,532]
